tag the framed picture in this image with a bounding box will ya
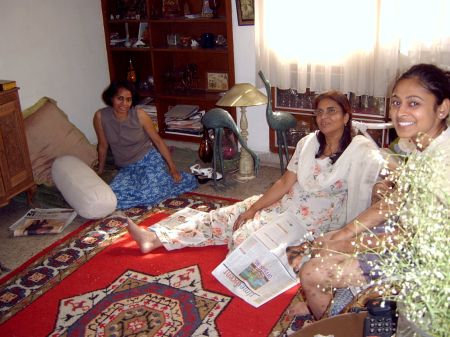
[235,0,255,26]
[206,72,229,91]
[162,0,181,18]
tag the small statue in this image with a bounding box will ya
[201,108,260,183]
[201,0,213,17]
[259,71,297,173]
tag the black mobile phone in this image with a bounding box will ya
[363,298,397,337]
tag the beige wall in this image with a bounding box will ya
[0,0,271,152]
[230,2,268,153]
[0,0,110,143]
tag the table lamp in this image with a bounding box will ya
[216,83,267,180]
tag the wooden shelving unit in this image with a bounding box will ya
[101,0,236,143]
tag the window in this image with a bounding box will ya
[255,0,450,96]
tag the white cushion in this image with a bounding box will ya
[52,155,117,219]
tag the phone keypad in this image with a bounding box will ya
[365,316,397,337]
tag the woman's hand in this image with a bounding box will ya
[169,167,182,183]
[233,208,257,231]
[310,237,328,257]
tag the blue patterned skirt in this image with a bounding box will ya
[110,149,198,209]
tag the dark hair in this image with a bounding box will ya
[393,63,450,108]
[313,90,353,163]
[101,80,138,107]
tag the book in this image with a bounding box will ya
[165,104,199,120]
[9,208,77,236]
[164,130,203,137]
[0,80,16,91]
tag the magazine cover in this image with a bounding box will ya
[9,208,77,237]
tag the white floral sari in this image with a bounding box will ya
[151,132,384,252]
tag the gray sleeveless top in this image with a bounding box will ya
[100,106,153,167]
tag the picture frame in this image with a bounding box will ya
[206,72,229,92]
[235,0,255,26]
[162,0,181,18]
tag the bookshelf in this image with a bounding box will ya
[101,0,236,143]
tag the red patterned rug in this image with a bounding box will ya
[0,193,302,336]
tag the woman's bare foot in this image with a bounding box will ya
[126,218,163,253]
[286,301,312,318]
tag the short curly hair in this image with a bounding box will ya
[101,80,138,107]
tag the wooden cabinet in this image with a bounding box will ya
[101,0,235,143]
[0,89,35,206]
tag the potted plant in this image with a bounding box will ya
[363,140,449,337]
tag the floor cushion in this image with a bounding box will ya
[52,155,117,219]
[23,97,98,186]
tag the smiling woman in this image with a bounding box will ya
[93,80,198,209]
[389,64,450,145]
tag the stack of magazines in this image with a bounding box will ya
[9,208,77,236]
[165,105,204,136]
[137,102,158,131]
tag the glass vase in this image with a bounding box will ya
[198,129,213,163]
[222,128,237,160]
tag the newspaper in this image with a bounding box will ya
[9,208,77,237]
[212,212,313,307]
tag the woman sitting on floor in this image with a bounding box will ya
[292,63,450,323]
[127,90,385,254]
[93,80,197,209]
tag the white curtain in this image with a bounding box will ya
[255,0,450,97]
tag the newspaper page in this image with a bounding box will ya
[212,212,313,307]
[9,208,77,237]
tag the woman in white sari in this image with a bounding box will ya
[127,91,384,254]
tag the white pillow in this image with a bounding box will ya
[52,155,117,219]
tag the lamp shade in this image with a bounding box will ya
[216,83,267,107]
